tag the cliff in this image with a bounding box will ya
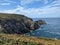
[0,13,46,34]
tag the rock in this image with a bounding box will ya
[0,13,46,34]
[35,20,46,25]
[34,20,46,30]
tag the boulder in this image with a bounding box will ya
[0,13,46,34]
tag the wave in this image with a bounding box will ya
[45,31,60,35]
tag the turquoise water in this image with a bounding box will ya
[27,18,60,39]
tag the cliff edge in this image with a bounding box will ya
[0,13,46,34]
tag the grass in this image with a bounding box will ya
[0,13,29,20]
[0,33,60,45]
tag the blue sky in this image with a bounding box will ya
[0,0,60,18]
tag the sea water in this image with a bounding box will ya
[27,18,60,39]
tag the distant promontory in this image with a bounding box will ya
[0,13,46,34]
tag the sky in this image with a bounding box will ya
[0,0,60,18]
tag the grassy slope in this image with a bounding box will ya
[0,13,29,21]
[0,33,60,45]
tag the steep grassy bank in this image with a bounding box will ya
[0,33,60,45]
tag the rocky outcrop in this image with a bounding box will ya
[34,20,46,30]
[0,13,46,34]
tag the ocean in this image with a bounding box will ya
[27,18,60,39]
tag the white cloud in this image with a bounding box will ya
[0,0,16,3]
[0,3,11,5]
[0,0,60,18]
[0,5,60,18]
[4,0,16,3]
[45,0,60,8]
[21,0,60,7]
[44,0,48,4]
[20,0,41,5]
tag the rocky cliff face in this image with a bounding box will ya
[0,13,46,34]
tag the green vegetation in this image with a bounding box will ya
[0,34,44,45]
[0,13,29,20]
[0,34,60,45]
